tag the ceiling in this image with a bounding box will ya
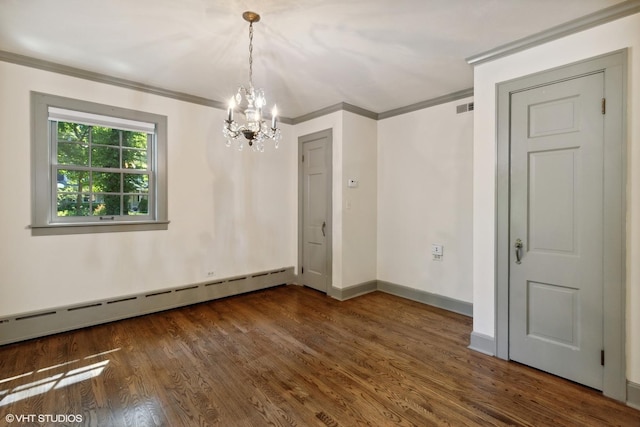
[0,0,625,118]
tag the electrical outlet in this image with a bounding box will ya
[206,271,215,277]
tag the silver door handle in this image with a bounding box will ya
[322,221,326,237]
[514,238,523,264]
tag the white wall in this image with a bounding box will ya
[294,111,378,289]
[342,112,377,287]
[0,61,297,316]
[378,98,474,302]
[472,13,640,382]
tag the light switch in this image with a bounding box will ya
[432,244,443,261]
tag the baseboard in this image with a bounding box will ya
[330,280,378,300]
[468,331,496,356]
[377,280,473,317]
[329,279,473,315]
[0,267,294,346]
[628,381,640,410]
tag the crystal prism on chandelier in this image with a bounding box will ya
[223,11,281,152]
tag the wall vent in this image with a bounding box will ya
[0,266,295,346]
[456,102,474,114]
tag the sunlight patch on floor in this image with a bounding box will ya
[0,348,120,407]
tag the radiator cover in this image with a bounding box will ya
[0,267,294,346]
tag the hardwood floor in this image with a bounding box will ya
[0,285,638,426]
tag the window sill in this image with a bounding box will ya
[30,221,170,236]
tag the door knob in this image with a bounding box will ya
[514,238,523,264]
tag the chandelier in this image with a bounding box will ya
[223,11,281,152]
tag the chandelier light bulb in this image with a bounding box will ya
[227,97,235,122]
[271,105,278,129]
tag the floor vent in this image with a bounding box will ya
[0,266,294,346]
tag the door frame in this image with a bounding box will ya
[495,50,627,400]
[298,129,333,293]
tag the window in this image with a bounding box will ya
[31,92,168,235]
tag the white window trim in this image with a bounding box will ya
[31,92,169,235]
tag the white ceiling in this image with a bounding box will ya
[0,0,625,118]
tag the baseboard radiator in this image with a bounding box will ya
[0,266,294,346]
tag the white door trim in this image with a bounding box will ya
[495,50,627,401]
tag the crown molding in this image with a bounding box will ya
[377,88,474,120]
[342,103,379,120]
[291,103,344,124]
[292,88,474,124]
[466,0,640,66]
[291,102,378,124]
[0,50,228,110]
[0,49,298,125]
[1,49,471,124]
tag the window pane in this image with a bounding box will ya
[127,195,148,215]
[91,126,120,146]
[57,169,89,190]
[122,148,148,170]
[124,173,149,193]
[92,171,121,192]
[58,142,89,166]
[91,146,120,168]
[57,122,89,143]
[123,131,148,149]
[93,194,122,216]
[57,193,91,217]
[92,194,105,215]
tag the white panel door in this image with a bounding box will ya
[509,73,605,390]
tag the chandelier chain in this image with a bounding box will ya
[248,22,254,87]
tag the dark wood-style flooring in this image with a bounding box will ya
[0,285,638,426]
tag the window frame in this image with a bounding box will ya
[31,92,169,235]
